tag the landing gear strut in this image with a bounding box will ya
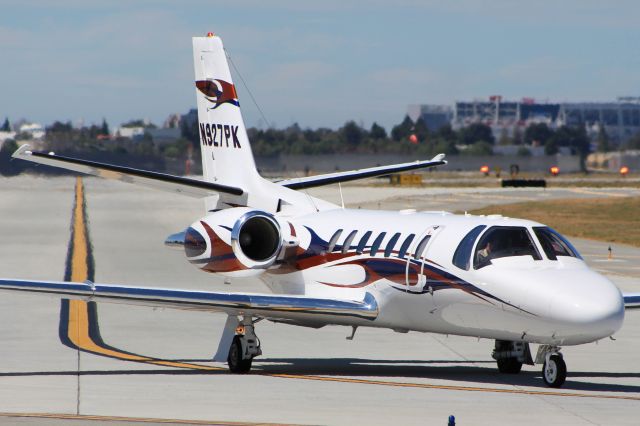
[227,319,261,374]
[492,340,533,374]
[536,345,566,388]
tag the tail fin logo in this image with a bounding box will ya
[196,79,240,109]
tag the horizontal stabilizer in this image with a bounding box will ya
[12,145,243,198]
[624,293,640,309]
[0,278,378,323]
[277,154,447,190]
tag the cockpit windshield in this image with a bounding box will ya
[533,226,582,260]
[474,226,542,269]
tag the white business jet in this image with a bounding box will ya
[1,33,638,388]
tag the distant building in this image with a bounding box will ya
[561,98,640,144]
[147,127,181,145]
[19,123,45,139]
[407,104,452,131]
[409,96,640,147]
[0,131,16,143]
[114,126,145,140]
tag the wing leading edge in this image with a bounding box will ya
[624,293,640,309]
[0,279,378,323]
[277,154,447,190]
[12,145,243,198]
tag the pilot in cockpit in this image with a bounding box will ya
[476,241,493,267]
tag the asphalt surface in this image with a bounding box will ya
[0,175,639,426]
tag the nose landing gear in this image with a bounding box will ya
[537,345,566,388]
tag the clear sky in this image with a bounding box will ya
[1,0,638,131]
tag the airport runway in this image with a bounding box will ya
[0,175,639,425]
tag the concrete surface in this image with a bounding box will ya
[0,175,639,426]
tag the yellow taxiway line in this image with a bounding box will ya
[0,412,299,426]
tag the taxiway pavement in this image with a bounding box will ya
[0,175,639,425]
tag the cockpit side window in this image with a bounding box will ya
[473,226,542,269]
[533,226,582,260]
[452,225,486,270]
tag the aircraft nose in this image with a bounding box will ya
[549,271,624,342]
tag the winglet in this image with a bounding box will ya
[12,144,32,159]
[431,153,447,163]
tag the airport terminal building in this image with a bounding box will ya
[408,96,640,147]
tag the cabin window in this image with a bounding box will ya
[369,232,386,256]
[384,233,401,257]
[397,234,415,259]
[342,230,358,254]
[356,231,372,254]
[473,226,542,269]
[327,229,342,252]
[533,227,582,260]
[414,235,431,259]
[452,225,486,270]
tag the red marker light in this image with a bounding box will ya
[207,32,215,37]
[480,165,490,176]
[620,166,629,176]
[408,134,418,144]
[550,166,559,176]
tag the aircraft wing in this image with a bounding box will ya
[11,145,243,198]
[276,154,447,190]
[624,293,640,309]
[0,279,378,324]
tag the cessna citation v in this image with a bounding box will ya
[1,33,638,388]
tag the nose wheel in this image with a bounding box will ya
[536,345,567,388]
[542,353,566,388]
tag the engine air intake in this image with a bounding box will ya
[231,211,282,269]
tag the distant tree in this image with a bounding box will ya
[100,118,110,135]
[0,139,21,176]
[596,126,610,153]
[512,127,523,145]
[524,123,553,146]
[47,121,73,134]
[626,131,640,150]
[413,118,430,143]
[434,123,457,142]
[458,123,494,145]
[517,146,532,157]
[0,117,10,132]
[544,139,559,155]
[390,115,414,141]
[0,139,17,154]
[461,141,493,155]
[370,122,387,140]
[433,138,459,155]
[551,125,590,172]
[497,128,511,146]
[162,138,190,159]
[121,119,156,129]
[340,121,364,148]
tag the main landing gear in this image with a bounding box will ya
[492,340,567,388]
[227,319,262,374]
[492,340,533,374]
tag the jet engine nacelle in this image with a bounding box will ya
[184,208,295,278]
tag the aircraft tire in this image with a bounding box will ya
[542,354,566,388]
[228,336,252,374]
[497,357,523,374]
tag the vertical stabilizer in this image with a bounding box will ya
[192,34,261,190]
